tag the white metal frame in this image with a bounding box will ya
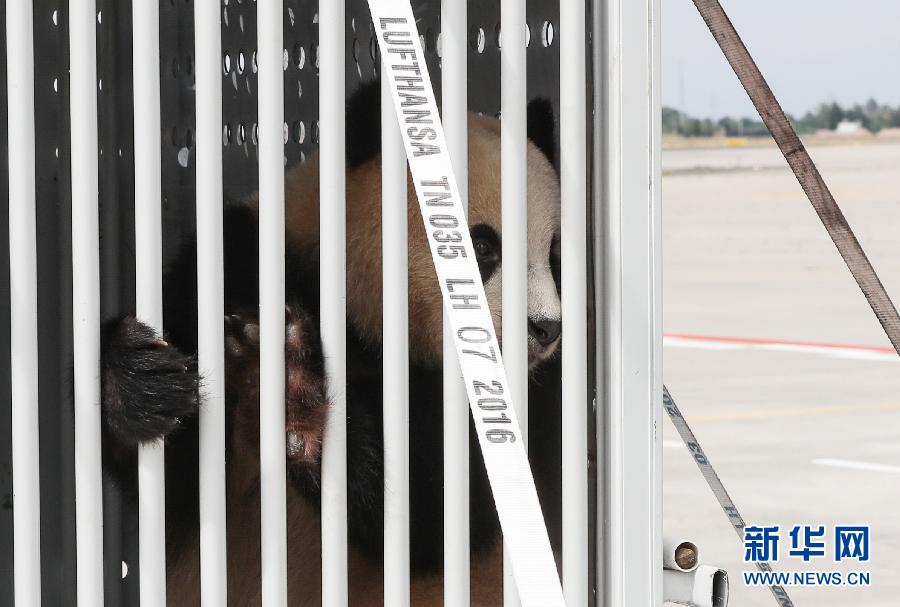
[561,0,591,604]
[381,73,411,606]
[500,1,529,604]
[258,0,289,605]
[7,1,41,604]
[595,0,664,605]
[132,0,167,604]
[319,0,350,603]
[70,0,106,603]
[441,1,471,605]
[4,0,665,603]
[194,0,228,603]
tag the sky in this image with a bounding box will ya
[662,0,900,119]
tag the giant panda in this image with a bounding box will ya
[100,81,562,605]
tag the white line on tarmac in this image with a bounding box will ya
[812,458,900,475]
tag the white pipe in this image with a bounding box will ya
[597,0,623,598]
[257,0,287,605]
[441,1,470,605]
[319,0,348,603]
[598,0,663,603]
[590,1,609,601]
[132,0,166,604]
[663,537,700,573]
[7,0,41,602]
[560,0,589,603]
[381,75,411,607]
[500,1,529,606]
[194,0,228,603]
[70,0,105,603]
[663,566,729,607]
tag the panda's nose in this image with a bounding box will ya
[528,318,561,347]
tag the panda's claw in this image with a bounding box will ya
[225,305,329,466]
[242,320,260,345]
[101,316,200,446]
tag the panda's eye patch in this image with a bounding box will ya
[550,233,561,294]
[470,224,500,260]
[470,223,501,281]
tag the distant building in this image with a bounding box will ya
[835,120,863,135]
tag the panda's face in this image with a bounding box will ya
[404,113,562,368]
[471,221,562,368]
[284,110,562,370]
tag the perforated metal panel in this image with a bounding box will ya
[0,1,580,603]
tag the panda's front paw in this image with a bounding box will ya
[101,317,200,446]
[225,305,328,466]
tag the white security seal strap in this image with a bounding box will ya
[664,387,794,607]
[366,1,566,604]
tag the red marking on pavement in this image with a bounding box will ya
[664,333,896,354]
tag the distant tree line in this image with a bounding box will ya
[663,99,900,137]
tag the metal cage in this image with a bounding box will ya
[1,0,661,604]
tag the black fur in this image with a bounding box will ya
[346,80,559,168]
[471,223,502,283]
[345,80,384,169]
[550,233,561,295]
[101,317,198,446]
[526,98,557,166]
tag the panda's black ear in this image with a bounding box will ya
[527,98,557,166]
[348,84,557,167]
[346,80,382,168]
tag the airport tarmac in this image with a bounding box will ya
[662,141,900,606]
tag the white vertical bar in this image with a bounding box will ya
[500,1,528,605]
[590,0,609,601]
[258,1,288,605]
[133,0,167,604]
[597,0,621,602]
[194,0,228,604]
[7,0,42,603]
[319,0,348,604]
[599,0,663,603]
[381,76,410,607]
[560,0,589,605]
[70,0,106,603]
[441,0,470,604]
